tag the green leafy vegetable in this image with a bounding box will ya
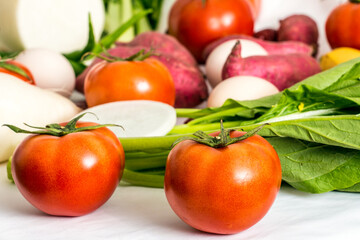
[267,137,360,193]
[64,8,151,76]
[120,58,360,193]
[63,15,96,62]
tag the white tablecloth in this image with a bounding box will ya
[2,162,360,240]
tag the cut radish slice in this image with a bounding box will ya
[78,100,177,137]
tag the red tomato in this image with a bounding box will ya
[164,130,281,234]
[0,60,35,84]
[11,122,125,217]
[84,58,176,107]
[325,0,360,49]
[168,0,254,62]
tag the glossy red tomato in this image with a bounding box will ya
[325,0,360,49]
[164,130,282,234]
[168,0,254,62]
[0,60,35,84]
[84,58,176,107]
[11,122,125,217]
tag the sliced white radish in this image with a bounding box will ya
[207,76,279,108]
[78,100,177,137]
[0,0,105,53]
[205,39,268,88]
[16,48,76,97]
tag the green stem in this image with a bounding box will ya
[0,61,33,82]
[125,153,169,171]
[171,121,267,148]
[176,108,209,118]
[94,9,152,54]
[122,169,164,188]
[186,107,248,126]
[168,120,243,135]
[138,168,165,175]
[125,150,169,159]
[120,133,195,152]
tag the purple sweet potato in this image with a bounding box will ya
[254,29,278,41]
[278,14,319,55]
[222,41,321,90]
[76,45,208,108]
[154,55,208,108]
[202,34,314,62]
[116,31,197,66]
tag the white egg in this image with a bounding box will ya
[207,76,279,108]
[205,39,268,88]
[15,48,76,97]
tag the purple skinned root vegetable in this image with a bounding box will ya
[202,34,314,62]
[277,14,319,56]
[153,54,208,108]
[254,29,278,41]
[116,31,197,66]
[222,41,321,91]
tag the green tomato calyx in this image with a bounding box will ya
[83,48,156,63]
[172,120,268,148]
[349,0,360,4]
[0,61,33,83]
[3,112,123,137]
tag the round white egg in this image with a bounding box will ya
[205,39,268,88]
[15,48,76,97]
[207,76,279,108]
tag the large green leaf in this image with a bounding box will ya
[267,137,360,193]
[243,115,360,150]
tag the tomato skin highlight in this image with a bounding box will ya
[164,131,281,234]
[84,58,176,107]
[11,122,125,217]
[168,0,254,62]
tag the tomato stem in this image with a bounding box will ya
[84,48,155,63]
[3,112,124,137]
[201,0,206,7]
[172,120,268,148]
[0,61,33,82]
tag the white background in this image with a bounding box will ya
[2,0,359,239]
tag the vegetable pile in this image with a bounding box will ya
[1,0,360,235]
[120,58,360,194]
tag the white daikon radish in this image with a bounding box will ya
[0,73,81,162]
[77,101,177,137]
[205,39,268,88]
[16,48,76,97]
[207,76,279,108]
[0,0,105,53]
